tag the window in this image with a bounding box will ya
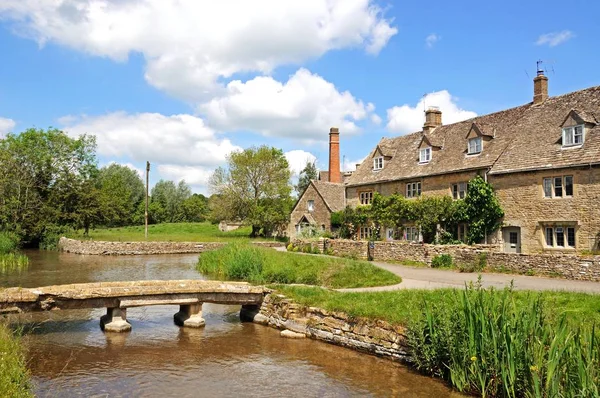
[562,125,584,147]
[543,176,574,198]
[406,182,421,198]
[405,226,420,242]
[359,191,374,205]
[468,137,482,154]
[307,200,314,212]
[452,182,467,200]
[544,226,576,248]
[373,156,384,170]
[509,232,518,245]
[419,147,431,163]
[359,226,372,240]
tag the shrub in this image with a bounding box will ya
[40,225,71,250]
[0,231,19,254]
[0,324,32,398]
[286,243,294,251]
[431,254,453,268]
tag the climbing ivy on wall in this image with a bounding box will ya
[463,176,504,244]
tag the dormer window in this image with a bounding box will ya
[419,147,431,163]
[468,137,482,154]
[562,125,584,147]
[373,156,384,170]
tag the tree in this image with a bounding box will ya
[295,161,318,196]
[182,194,209,222]
[97,163,145,227]
[0,128,97,243]
[464,176,504,244]
[209,146,292,237]
[150,180,192,223]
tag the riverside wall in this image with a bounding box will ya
[251,292,409,362]
[291,238,600,282]
[59,237,284,255]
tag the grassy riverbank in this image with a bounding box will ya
[197,243,401,288]
[0,324,32,398]
[276,284,600,397]
[67,222,278,242]
[0,232,29,275]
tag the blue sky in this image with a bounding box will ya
[1,0,598,192]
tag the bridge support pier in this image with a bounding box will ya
[174,303,205,328]
[100,307,132,333]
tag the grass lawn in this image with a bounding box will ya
[197,243,401,288]
[274,285,600,328]
[67,222,276,242]
[0,324,32,398]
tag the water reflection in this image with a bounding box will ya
[5,250,460,397]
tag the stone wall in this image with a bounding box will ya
[58,237,284,255]
[253,292,409,362]
[292,238,600,281]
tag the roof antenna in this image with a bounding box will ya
[536,59,544,75]
[536,59,556,76]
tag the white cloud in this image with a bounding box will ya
[425,33,440,48]
[535,30,574,47]
[0,117,16,136]
[104,161,145,179]
[0,1,396,102]
[201,68,375,142]
[371,114,382,125]
[60,112,242,191]
[386,91,477,134]
[285,150,317,176]
[343,156,366,172]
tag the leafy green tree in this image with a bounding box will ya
[97,163,145,227]
[464,176,504,244]
[295,161,318,196]
[182,194,209,222]
[150,180,192,223]
[209,146,292,237]
[0,128,97,243]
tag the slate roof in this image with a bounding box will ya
[311,180,346,212]
[346,85,600,186]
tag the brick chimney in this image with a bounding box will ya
[423,106,442,134]
[328,127,341,183]
[533,70,548,105]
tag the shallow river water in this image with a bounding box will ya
[3,250,460,397]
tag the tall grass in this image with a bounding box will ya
[197,243,401,288]
[406,282,600,397]
[0,231,29,274]
[0,324,32,398]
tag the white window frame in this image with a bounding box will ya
[359,191,374,205]
[406,182,421,198]
[359,226,373,240]
[542,175,573,198]
[373,156,384,170]
[307,200,315,212]
[452,182,467,200]
[543,225,576,248]
[405,226,420,242]
[562,125,584,147]
[419,147,432,163]
[467,137,482,154]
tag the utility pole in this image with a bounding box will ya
[145,161,150,240]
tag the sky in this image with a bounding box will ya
[0,0,599,193]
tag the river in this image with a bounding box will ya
[2,250,460,397]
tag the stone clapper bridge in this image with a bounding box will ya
[0,280,266,332]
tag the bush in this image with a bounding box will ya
[0,324,32,397]
[40,225,71,250]
[431,254,453,268]
[0,231,19,254]
[286,243,294,252]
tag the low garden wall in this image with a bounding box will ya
[251,292,409,362]
[291,238,600,282]
[59,237,284,255]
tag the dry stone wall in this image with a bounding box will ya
[59,237,284,255]
[292,238,600,282]
[255,292,409,362]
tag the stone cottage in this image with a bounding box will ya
[345,71,600,254]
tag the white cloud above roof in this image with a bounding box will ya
[535,30,575,47]
[0,117,16,137]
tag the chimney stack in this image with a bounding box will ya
[423,106,442,134]
[328,127,341,183]
[533,69,548,105]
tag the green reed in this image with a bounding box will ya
[406,281,599,397]
[0,253,29,275]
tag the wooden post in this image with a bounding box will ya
[145,161,150,240]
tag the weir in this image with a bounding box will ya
[0,280,266,332]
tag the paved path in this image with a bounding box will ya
[338,261,600,294]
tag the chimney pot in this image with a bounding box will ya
[328,127,341,183]
[423,107,442,133]
[533,72,548,105]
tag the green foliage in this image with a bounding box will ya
[39,224,71,250]
[150,179,192,223]
[209,146,292,237]
[96,163,145,228]
[181,194,209,222]
[406,283,600,397]
[295,160,318,196]
[197,243,401,288]
[330,211,344,228]
[336,205,373,239]
[0,324,32,398]
[0,231,19,254]
[0,253,29,275]
[464,176,504,244]
[431,254,453,268]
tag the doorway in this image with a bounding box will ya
[502,227,521,253]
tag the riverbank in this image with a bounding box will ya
[0,324,32,398]
[256,285,600,397]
